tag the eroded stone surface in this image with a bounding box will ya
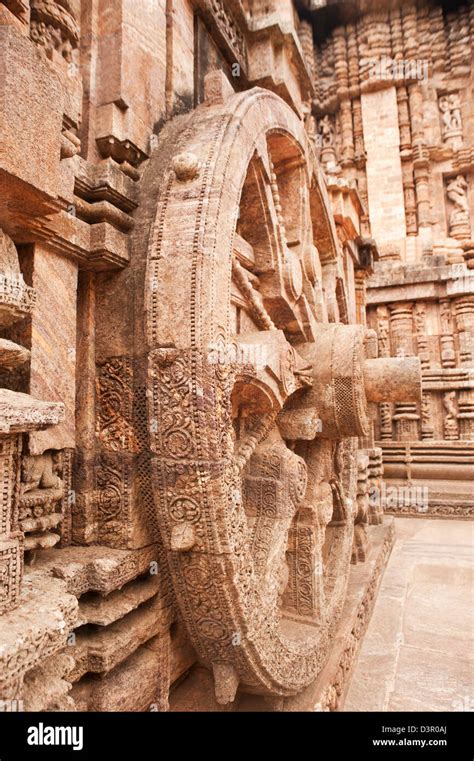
[0,0,471,714]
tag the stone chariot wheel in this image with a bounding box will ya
[145,87,381,703]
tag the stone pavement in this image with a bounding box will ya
[345,517,474,712]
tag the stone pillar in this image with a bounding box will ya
[390,302,415,356]
[72,271,96,544]
[361,87,406,258]
[397,86,417,236]
[352,98,365,166]
[414,302,434,438]
[457,390,474,440]
[340,99,354,167]
[409,85,431,232]
[352,450,369,564]
[390,302,419,440]
[454,295,474,366]
[397,85,412,153]
[439,299,456,368]
[354,270,366,326]
[413,147,431,230]
[375,306,392,441]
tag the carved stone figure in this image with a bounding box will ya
[318,114,335,147]
[317,114,338,173]
[439,93,463,148]
[443,391,459,440]
[19,452,66,553]
[414,302,430,369]
[376,306,390,355]
[20,453,63,495]
[420,393,434,439]
[447,175,471,239]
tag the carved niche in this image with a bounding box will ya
[438,92,463,149]
[144,86,421,703]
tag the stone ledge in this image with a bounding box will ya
[35,544,160,597]
[0,389,65,434]
[0,570,78,699]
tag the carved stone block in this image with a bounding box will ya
[0,532,23,615]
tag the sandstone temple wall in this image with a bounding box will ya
[0,0,469,713]
[303,0,474,517]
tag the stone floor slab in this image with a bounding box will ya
[388,645,473,712]
[345,517,474,712]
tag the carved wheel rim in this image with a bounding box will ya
[146,88,355,697]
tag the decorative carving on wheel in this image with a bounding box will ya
[145,87,421,701]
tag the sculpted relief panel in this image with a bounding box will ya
[308,0,473,518]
